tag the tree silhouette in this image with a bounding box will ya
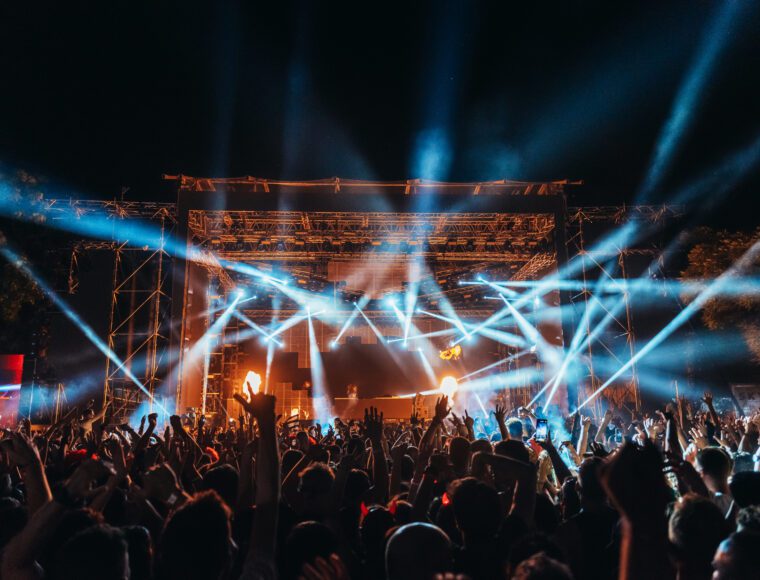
[681,227,760,363]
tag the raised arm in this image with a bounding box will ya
[419,395,449,452]
[365,407,389,505]
[463,410,475,442]
[570,412,581,444]
[473,452,537,526]
[594,409,613,443]
[389,442,408,497]
[577,416,591,456]
[0,432,51,514]
[89,438,130,513]
[539,432,573,483]
[600,441,674,580]
[132,412,158,457]
[1,460,113,580]
[702,392,721,437]
[234,391,280,573]
[409,396,448,502]
[169,414,205,457]
[493,403,509,440]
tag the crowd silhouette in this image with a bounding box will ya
[1,388,759,579]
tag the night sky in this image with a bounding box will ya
[2,1,759,226]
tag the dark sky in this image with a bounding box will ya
[2,1,759,225]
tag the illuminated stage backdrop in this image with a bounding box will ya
[166,177,573,418]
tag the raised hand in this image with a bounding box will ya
[234,392,276,425]
[463,410,474,431]
[104,438,129,478]
[364,406,384,442]
[688,424,709,449]
[702,391,713,407]
[600,440,670,525]
[243,380,263,407]
[66,459,115,501]
[169,414,184,431]
[0,432,41,469]
[589,441,609,458]
[410,411,420,426]
[600,440,672,579]
[493,403,506,424]
[433,395,451,424]
[643,417,658,439]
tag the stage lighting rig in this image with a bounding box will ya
[384,294,399,307]
[439,344,462,360]
[439,376,458,398]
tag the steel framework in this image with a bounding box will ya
[41,178,680,418]
[565,205,683,412]
[201,302,242,417]
[56,201,176,421]
[188,210,556,263]
[166,175,576,196]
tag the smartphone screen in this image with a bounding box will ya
[535,418,548,442]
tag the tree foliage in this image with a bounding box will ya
[681,227,760,362]
[0,169,52,353]
[0,261,42,323]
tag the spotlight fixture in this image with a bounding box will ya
[439,344,462,360]
[439,375,458,398]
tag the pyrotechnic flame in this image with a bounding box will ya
[242,370,262,400]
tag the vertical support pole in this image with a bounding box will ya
[103,245,121,411]
[618,250,640,410]
[553,195,577,411]
[146,215,167,411]
[577,216,601,417]
[169,191,192,414]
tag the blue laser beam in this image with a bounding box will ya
[0,246,168,414]
[579,238,760,409]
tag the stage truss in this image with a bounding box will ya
[55,200,176,421]
[565,205,683,413]
[42,180,681,420]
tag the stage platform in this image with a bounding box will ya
[330,396,426,421]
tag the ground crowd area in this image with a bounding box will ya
[1,389,759,580]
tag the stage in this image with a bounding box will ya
[20,178,679,424]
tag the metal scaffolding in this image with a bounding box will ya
[58,201,176,421]
[165,175,576,196]
[565,205,682,412]
[42,179,681,418]
[201,292,242,417]
[188,210,557,263]
[102,211,173,420]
